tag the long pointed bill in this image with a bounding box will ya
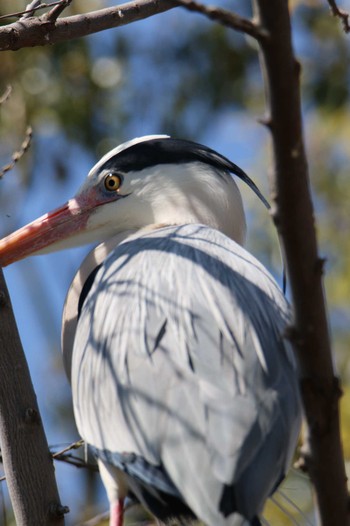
[0,198,92,267]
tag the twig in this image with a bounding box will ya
[0,85,12,104]
[176,0,268,40]
[21,1,42,19]
[51,440,98,470]
[53,454,98,470]
[0,127,33,179]
[43,0,73,22]
[0,2,64,21]
[51,439,84,459]
[327,0,350,33]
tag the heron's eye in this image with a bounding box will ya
[104,173,123,192]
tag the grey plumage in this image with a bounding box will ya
[71,223,301,525]
[0,135,302,526]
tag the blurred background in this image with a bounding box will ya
[0,1,349,524]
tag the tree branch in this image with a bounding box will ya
[0,0,177,51]
[22,1,44,19]
[0,85,12,104]
[327,0,350,33]
[176,0,268,41]
[0,2,64,21]
[51,440,99,470]
[0,270,66,525]
[0,126,33,178]
[42,0,73,22]
[253,1,349,524]
[51,439,84,459]
[0,0,269,52]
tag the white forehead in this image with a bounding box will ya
[88,135,170,176]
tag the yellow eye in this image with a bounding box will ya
[104,173,123,192]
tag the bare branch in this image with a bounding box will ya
[327,0,350,33]
[0,0,177,51]
[176,0,268,40]
[0,0,269,51]
[53,454,98,470]
[0,85,12,104]
[51,439,84,459]
[0,2,64,21]
[22,1,42,19]
[43,0,73,22]
[0,126,33,179]
[51,441,99,471]
[0,88,32,180]
[253,1,349,523]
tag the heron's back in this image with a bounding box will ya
[72,224,301,525]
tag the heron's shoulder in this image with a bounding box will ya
[104,224,283,301]
[108,224,260,270]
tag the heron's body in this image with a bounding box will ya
[0,136,301,526]
[68,223,300,525]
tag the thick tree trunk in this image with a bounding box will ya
[254,1,349,524]
[0,268,65,525]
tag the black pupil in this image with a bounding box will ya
[107,176,118,188]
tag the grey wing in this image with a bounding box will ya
[71,225,301,525]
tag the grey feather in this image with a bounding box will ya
[69,223,301,525]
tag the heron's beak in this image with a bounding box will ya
[0,198,91,267]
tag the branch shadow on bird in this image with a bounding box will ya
[70,224,301,525]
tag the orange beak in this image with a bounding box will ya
[0,198,90,267]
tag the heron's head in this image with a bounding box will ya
[0,135,268,266]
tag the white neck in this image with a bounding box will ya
[61,229,137,380]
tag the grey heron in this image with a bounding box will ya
[0,135,301,526]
